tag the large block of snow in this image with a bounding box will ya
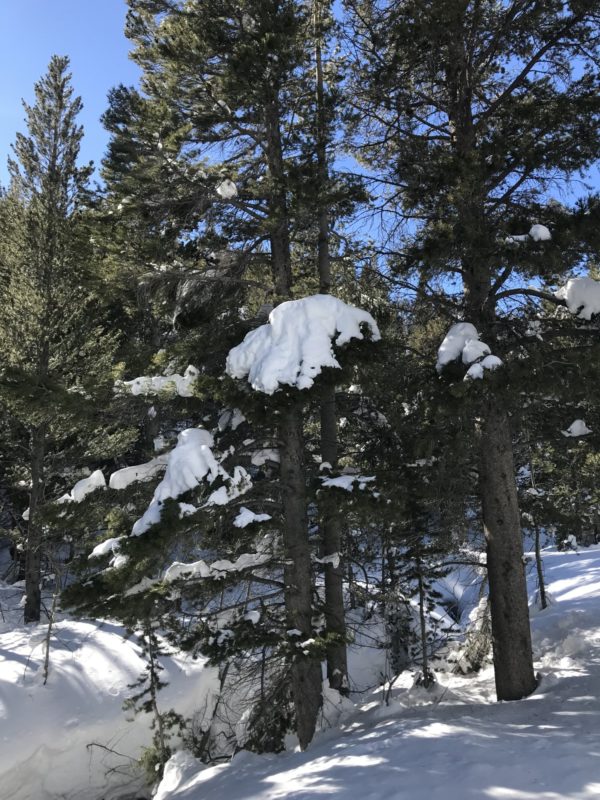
[226,294,380,395]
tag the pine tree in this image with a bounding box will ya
[347,0,600,700]
[0,57,125,622]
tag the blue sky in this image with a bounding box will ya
[0,0,139,187]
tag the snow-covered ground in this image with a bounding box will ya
[0,586,217,800]
[155,547,600,800]
[2,546,600,800]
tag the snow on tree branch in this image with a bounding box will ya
[436,323,503,380]
[131,428,224,535]
[118,365,199,397]
[225,294,381,395]
[554,277,600,321]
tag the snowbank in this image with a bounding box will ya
[0,617,217,800]
[226,294,380,394]
[155,546,600,800]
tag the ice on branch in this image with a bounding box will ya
[132,428,224,536]
[233,507,272,528]
[555,277,600,321]
[120,365,199,397]
[226,294,380,395]
[109,455,168,490]
[436,323,503,380]
[561,419,592,437]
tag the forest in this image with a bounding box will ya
[1,1,600,799]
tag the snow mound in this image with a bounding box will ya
[0,619,216,800]
[555,276,600,320]
[561,419,592,437]
[226,294,380,395]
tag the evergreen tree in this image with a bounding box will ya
[347,0,600,700]
[0,56,126,622]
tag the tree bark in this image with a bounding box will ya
[320,392,349,694]
[265,91,322,747]
[24,426,45,623]
[479,396,536,700]
[279,401,322,750]
[313,0,349,695]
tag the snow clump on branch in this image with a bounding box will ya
[436,323,503,380]
[225,294,380,395]
[554,277,600,321]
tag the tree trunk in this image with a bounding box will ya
[312,1,349,695]
[479,396,536,700]
[24,426,45,623]
[279,401,322,750]
[265,91,322,748]
[320,392,349,694]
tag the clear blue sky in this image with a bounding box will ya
[0,0,140,187]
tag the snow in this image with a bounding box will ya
[507,224,551,243]
[109,454,168,490]
[226,295,380,395]
[132,428,223,535]
[164,551,271,583]
[233,507,272,528]
[555,277,600,320]
[89,535,123,559]
[561,419,592,437]
[24,470,106,519]
[314,552,341,569]
[206,465,252,507]
[0,616,217,800]
[251,447,280,466]
[153,545,600,800]
[320,474,375,492]
[121,365,199,397]
[216,179,238,199]
[437,323,503,379]
[529,223,552,242]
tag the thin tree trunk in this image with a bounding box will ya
[24,426,45,623]
[279,401,322,749]
[313,0,349,695]
[320,394,349,694]
[534,523,547,610]
[265,93,322,748]
[416,565,432,688]
[479,396,536,700]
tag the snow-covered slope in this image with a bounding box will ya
[0,607,217,800]
[155,547,600,800]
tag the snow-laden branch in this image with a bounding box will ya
[226,294,380,395]
[131,428,225,535]
[554,278,600,321]
[436,323,503,380]
[118,365,199,397]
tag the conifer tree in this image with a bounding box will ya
[0,57,124,622]
[347,0,600,700]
